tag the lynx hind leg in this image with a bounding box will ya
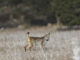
[24,45,28,52]
[29,42,33,51]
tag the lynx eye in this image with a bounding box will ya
[46,38,49,41]
[46,39,49,41]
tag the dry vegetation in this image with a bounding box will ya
[0,26,80,60]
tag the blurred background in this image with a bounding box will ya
[0,0,80,30]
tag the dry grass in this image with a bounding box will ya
[0,26,80,60]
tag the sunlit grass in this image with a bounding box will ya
[0,28,80,60]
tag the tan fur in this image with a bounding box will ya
[24,32,50,51]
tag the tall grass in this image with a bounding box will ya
[0,29,80,60]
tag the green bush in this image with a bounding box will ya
[24,24,31,29]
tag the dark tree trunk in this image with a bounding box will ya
[56,14,62,29]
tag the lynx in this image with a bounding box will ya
[24,32,50,51]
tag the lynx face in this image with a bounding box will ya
[44,32,50,41]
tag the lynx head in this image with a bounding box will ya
[45,32,50,41]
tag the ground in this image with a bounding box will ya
[0,26,80,60]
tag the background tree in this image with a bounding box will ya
[51,0,80,26]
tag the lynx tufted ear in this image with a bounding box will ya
[46,32,50,36]
[48,32,50,35]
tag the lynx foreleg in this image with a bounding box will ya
[41,40,45,50]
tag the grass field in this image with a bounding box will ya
[0,26,80,60]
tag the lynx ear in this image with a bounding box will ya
[47,32,50,35]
